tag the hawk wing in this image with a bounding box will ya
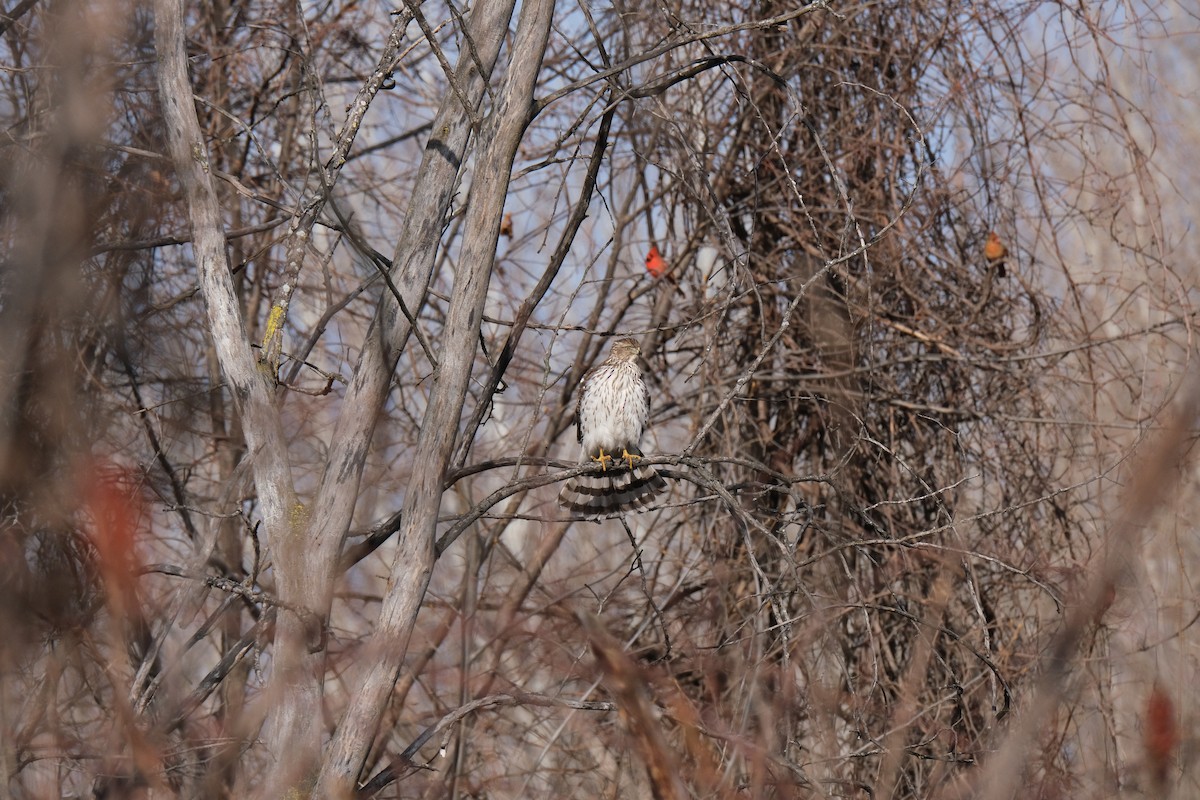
[575,365,597,444]
[641,369,652,432]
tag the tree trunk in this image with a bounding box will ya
[313,0,556,793]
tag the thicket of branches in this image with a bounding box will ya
[2,0,1196,798]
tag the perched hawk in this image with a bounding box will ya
[558,338,667,519]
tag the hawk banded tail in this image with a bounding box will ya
[558,338,667,519]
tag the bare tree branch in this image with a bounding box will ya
[151,0,295,578]
[314,0,556,792]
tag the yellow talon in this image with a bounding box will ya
[621,449,639,471]
[591,449,614,471]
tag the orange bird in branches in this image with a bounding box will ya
[984,231,1008,277]
[644,245,667,279]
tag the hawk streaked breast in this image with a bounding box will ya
[558,338,667,519]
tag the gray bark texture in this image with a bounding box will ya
[152,0,544,790]
[152,0,312,787]
[152,0,296,539]
[314,0,557,792]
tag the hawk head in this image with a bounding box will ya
[609,338,641,363]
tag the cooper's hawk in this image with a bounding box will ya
[558,338,667,519]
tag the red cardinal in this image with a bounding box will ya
[644,245,666,279]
